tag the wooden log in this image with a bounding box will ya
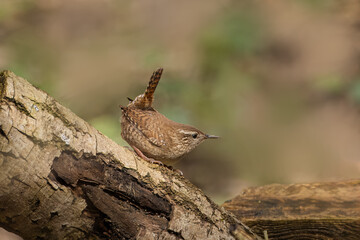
[0,71,259,240]
[223,180,360,240]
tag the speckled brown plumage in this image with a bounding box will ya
[120,68,218,166]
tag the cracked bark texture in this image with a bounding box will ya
[223,180,360,240]
[0,71,259,240]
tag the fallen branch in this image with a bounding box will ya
[0,71,258,240]
[223,180,360,240]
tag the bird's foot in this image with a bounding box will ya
[165,165,183,176]
[131,145,164,166]
[145,157,164,166]
[130,145,182,175]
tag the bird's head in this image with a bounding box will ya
[175,125,219,154]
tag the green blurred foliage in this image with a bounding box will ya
[90,114,126,145]
[189,5,263,128]
[200,7,263,68]
[7,34,59,94]
[312,75,345,96]
[0,0,34,22]
[348,78,360,104]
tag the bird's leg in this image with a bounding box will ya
[130,146,182,175]
[131,145,164,166]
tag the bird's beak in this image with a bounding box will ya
[205,134,219,139]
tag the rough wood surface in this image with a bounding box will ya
[0,70,259,240]
[223,180,360,240]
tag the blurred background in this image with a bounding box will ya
[1,0,360,205]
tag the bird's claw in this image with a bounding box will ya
[146,158,164,166]
[165,165,183,176]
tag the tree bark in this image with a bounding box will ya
[0,71,259,240]
[223,180,360,240]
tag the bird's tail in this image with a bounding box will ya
[143,68,163,107]
[128,68,163,109]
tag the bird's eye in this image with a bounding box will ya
[192,133,198,139]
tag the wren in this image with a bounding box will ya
[120,68,218,167]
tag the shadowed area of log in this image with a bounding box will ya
[83,185,168,239]
[223,180,360,240]
[51,151,171,238]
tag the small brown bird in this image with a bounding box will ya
[120,68,218,167]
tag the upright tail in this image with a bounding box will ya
[127,68,163,109]
[143,68,163,108]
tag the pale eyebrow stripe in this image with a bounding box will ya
[179,129,197,135]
